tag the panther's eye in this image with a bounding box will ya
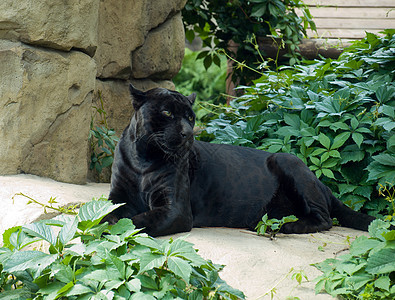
[188,115,194,122]
[162,110,172,118]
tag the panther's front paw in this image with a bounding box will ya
[101,214,119,225]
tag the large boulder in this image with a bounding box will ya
[131,12,185,80]
[0,0,99,56]
[95,0,186,79]
[0,41,96,184]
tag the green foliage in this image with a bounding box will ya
[173,48,228,123]
[198,30,395,216]
[0,200,244,299]
[314,219,395,299]
[89,91,119,174]
[182,0,316,83]
[255,214,298,239]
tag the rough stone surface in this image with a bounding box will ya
[95,0,186,79]
[0,0,187,184]
[132,12,185,80]
[0,0,99,56]
[0,174,368,300]
[0,41,96,184]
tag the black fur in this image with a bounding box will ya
[104,85,375,237]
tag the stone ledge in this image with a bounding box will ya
[0,0,99,56]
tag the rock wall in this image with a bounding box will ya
[0,0,186,184]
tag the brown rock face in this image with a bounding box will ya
[0,0,186,183]
[0,41,96,183]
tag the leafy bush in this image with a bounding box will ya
[0,200,244,299]
[173,48,227,104]
[198,30,395,216]
[89,91,119,174]
[314,219,395,299]
[255,214,298,239]
[173,48,228,123]
[182,0,316,83]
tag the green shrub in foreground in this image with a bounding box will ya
[0,200,244,299]
[199,30,395,216]
[314,219,395,299]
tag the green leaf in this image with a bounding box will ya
[203,55,212,70]
[328,150,341,158]
[284,113,300,129]
[352,132,363,148]
[110,218,136,236]
[382,230,395,241]
[167,256,192,282]
[372,153,395,167]
[78,200,124,222]
[311,148,326,156]
[57,281,75,296]
[332,132,350,149]
[350,117,359,130]
[367,161,395,183]
[185,29,195,43]
[340,148,365,164]
[139,253,166,274]
[387,134,395,152]
[318,133,331,149]
[322,169,335,179]
[2,226,25,250]
[251,3,267,17]
[23,222,57,246]
[58,215,78,246]
[53,263,74,283]
[106,251,126,279]
[4,251,57,275]
[349,236,382,256]
[101,156,113,168]
[136,275,158,291]
[330,122,349,131]
[366,248,395,274]
[66,284,94,297]
[374,117,395,131]
[125,278,141,293]
[130,292,156,300]
[374,276,390,291]
[310,156,320,166]
[376,85,394,103]
[0,288,32,299]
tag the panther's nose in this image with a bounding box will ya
[180,131,187,139]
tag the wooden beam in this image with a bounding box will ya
[303,0,395,7]
[311,18,394,29]
[306,29,384,39]
[301,7,395,19]
[257,37,347,60]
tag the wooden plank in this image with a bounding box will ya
[311,18,394,29]
[302,7,395,19]
[306,28,384,39]
[303,0,395,7]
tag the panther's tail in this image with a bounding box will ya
[330,195,375,231]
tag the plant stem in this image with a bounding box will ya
[255,268,295,300]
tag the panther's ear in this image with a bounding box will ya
[129,84,146,110]
[187,93,196,105]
